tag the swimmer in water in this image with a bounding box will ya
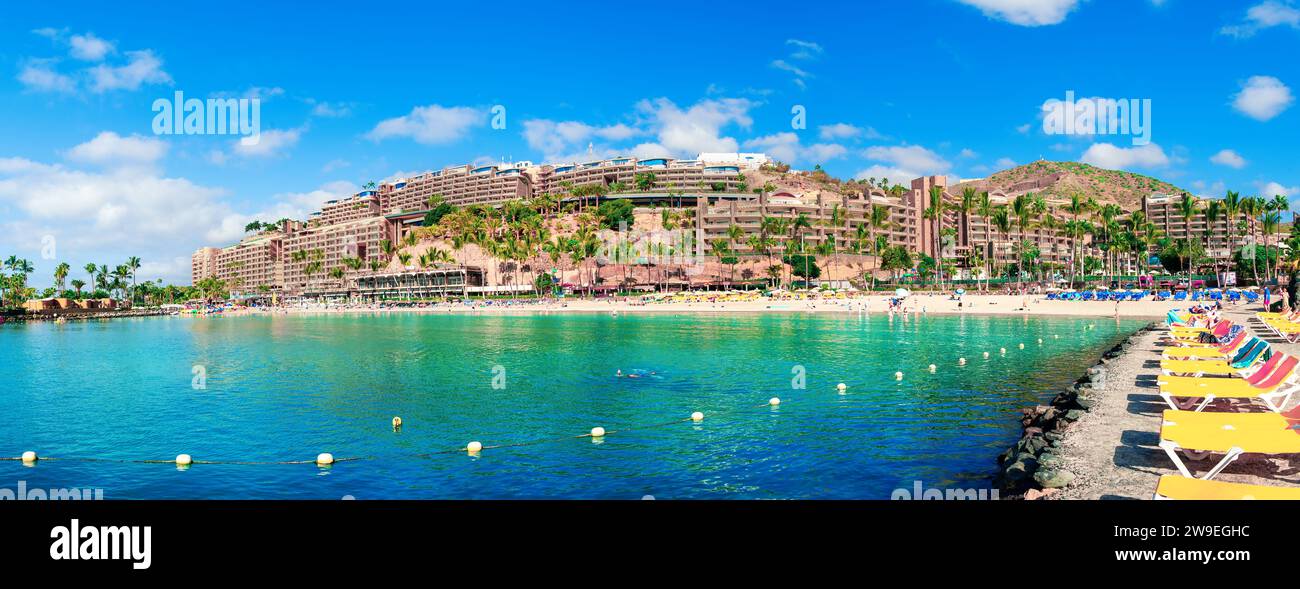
[616,370,623,378]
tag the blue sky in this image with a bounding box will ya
[1,0,1298,285]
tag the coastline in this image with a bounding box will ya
[994,322,1159,499]
[210,294,1197,320]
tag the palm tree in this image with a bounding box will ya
[97,264,109,296]
[1203,200,1223,277]
[991,207,1012,282]
[84,263,98,296]
[975,191,993,290]
[1065,194,1093,285]
[53,262,70,295]
[1240,196,1263,285]
[924,185,946,287]
[1011,194,1037,285]
[126,256,141,303]
[71,279,86,298]
[1223,190,1242,276]
[1269,194,1289,281]
[1263,210,1282,283]
[1175,193,1198,277]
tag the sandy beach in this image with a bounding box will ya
[228,293,1218,319]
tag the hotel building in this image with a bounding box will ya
[194,151,1247,297]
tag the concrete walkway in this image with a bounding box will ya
[1056,308,1300,500]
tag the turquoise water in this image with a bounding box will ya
[0,313,1142,499]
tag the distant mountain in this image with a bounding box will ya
[955,160,1190,211]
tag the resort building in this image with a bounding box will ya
[194,150,1259,297]
[1143,193,1245,260]
[282,217,388,297]
[354,267,486,300]
[191,247,219,285]
[213,235,283,295]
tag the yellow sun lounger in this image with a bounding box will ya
[1154,475,1300,500]
[1156,355,1299,412]
[1159,409,1300,479]
[1160,358,1233,373]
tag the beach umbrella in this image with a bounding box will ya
[894,288,911,297]
[955,289,966,295]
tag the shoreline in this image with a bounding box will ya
[994,322,1158,499]
[206,294,1200,320]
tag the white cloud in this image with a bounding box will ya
[87,50,171,93]
[954,0,1080,26]
[1209,149,1248,169]
[17,59,75,93]
[742,132,846,164]
[1016,123,1032,134]
[853,165,921,184]
[630,143,675,160]
[994,157,1018,168]
[521,119,642,161]
[310,101,352,118]
[1260,181,1299,198]
[0,139,367,285]
[786,39,824,60]
[633,97,754,157]
[959,148,979,159]
[1221,1,1300,38]
[818,123,861,141]
[1232,75,1294,121]
[65,132,167,166]
[68,33,114,61]
[0,156,231,284]
[1191,180,1229,199]
[365,104,483,144]
[230,127,304,159]
[861,145,952,178]
[1078,142,1171,169]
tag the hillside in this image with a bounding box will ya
[955,160,1190,210]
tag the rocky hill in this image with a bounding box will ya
[955,160,1190,210]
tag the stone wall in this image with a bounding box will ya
[994,322,1159,499]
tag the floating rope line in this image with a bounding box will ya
[3,399,793,466]
[0,455,371,465]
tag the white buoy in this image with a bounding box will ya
[1018,343,1025,349]
[591,426,606,438]
[959,357,967,365]
[928,364,937,372]
[392,416,403,429]
[1000,347,1007,354]
[175,454,193,466]
[983,351,990,358]
[895,371,904,380]
[316,453,335,466]
[1054,334,1059,339]
[837,383,847,392]
[769,397,781,406]
[467,441,483,454]
[1037,338,1043,344]
[21,451,37,463]
[691,411,705,422]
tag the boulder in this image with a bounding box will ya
[1033,469,1075,488]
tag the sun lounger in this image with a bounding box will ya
[1159,338,1271,376]
[1158,408,1300,479]
[1161,331,1249,360]
[1157,354,1300,412]
[1153,475,1300,499]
